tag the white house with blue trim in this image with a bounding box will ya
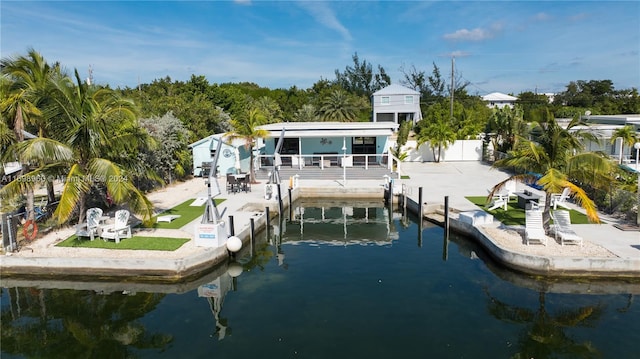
[188,134,251,177]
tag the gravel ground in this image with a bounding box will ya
[483,225,617,258]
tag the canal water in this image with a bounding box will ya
[1,199,639,358]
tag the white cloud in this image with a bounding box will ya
[532,12,552,21]
[297,1,352,41]
[443,23,502,42]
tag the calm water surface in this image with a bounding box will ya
[2,200,639,358]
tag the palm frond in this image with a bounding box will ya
[54,164,90,224]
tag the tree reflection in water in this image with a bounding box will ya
[1,287,172,357]
[485,289,604,358]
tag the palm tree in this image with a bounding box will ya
[0,49,62,219]
[1,70,156,226]
[251,96,283,123]
[225,108,269,183]
[491,117,613,231]
[293,104,318,122]
[416,118,456,162]
[486,105,527,153]
[610,125,638,164]
[318,89,358,122]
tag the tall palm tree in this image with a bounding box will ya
[225,108,269,183]
[416,118,456,163]
[318,89,358,122]
[491,117,613,231]
[0,49,62,219]
[1,70,155,226]
[610,125,637,164]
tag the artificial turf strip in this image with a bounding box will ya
[149,198,226,229]
[465,196,589,226]
[56,235,189,251]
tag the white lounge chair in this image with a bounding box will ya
[488,192,509,211]
[100,209,132,243]
[504,180,517,202]
[75,207,103,241]
[551,210,583,246]
[525,210,547,246]
[551,187,571,210]
[157,214,181,222]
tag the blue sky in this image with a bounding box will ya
[2,1,638,95]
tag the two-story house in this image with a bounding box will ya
[371,84,422,125]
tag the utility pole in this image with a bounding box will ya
[450,56,455,119]
[86,65,93,86]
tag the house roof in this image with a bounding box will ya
[482,92,518,101]
[188,134,244,149]
[372,84,420,96]
[257,121,399,138]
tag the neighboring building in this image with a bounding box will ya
[482,92,518,109]
[569,114,640,164]
[371,84,422,125]
[188,134,251,177]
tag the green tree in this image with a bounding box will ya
[318,89,358,122]
[139,112,191,185]
[226,108,269,183]
[609,125,638,164]
[334,52,390,98]
[416,118,456,163]
[1,71,156,226]
[485,105,527,153]
[293,104,318,122]
[0,48,64,216]
[400,62,447,106]
[491,117,613,231]
[251,96,283,124]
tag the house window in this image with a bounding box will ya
[404,95,414,104]
[381,96,390,105]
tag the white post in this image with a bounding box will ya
[634,142,640,227]
[634,142,640,171]
[342,137,347,186]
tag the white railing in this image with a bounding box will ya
[258,153,391,171]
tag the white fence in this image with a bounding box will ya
[400,140,483,162]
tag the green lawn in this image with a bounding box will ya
[465,196,589,226]
[55,198,226,250]
[56,235,189,251]
[148,198,226,229]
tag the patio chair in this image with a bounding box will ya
[226,173,239,194]
[488,192,509,211]
[100,209,132,244]
[550,210,583,246]
[550,187,571,210]
[524,210,547,246]
[504,180,517,201]
[75,207,103,241]
[239,174,251,192]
